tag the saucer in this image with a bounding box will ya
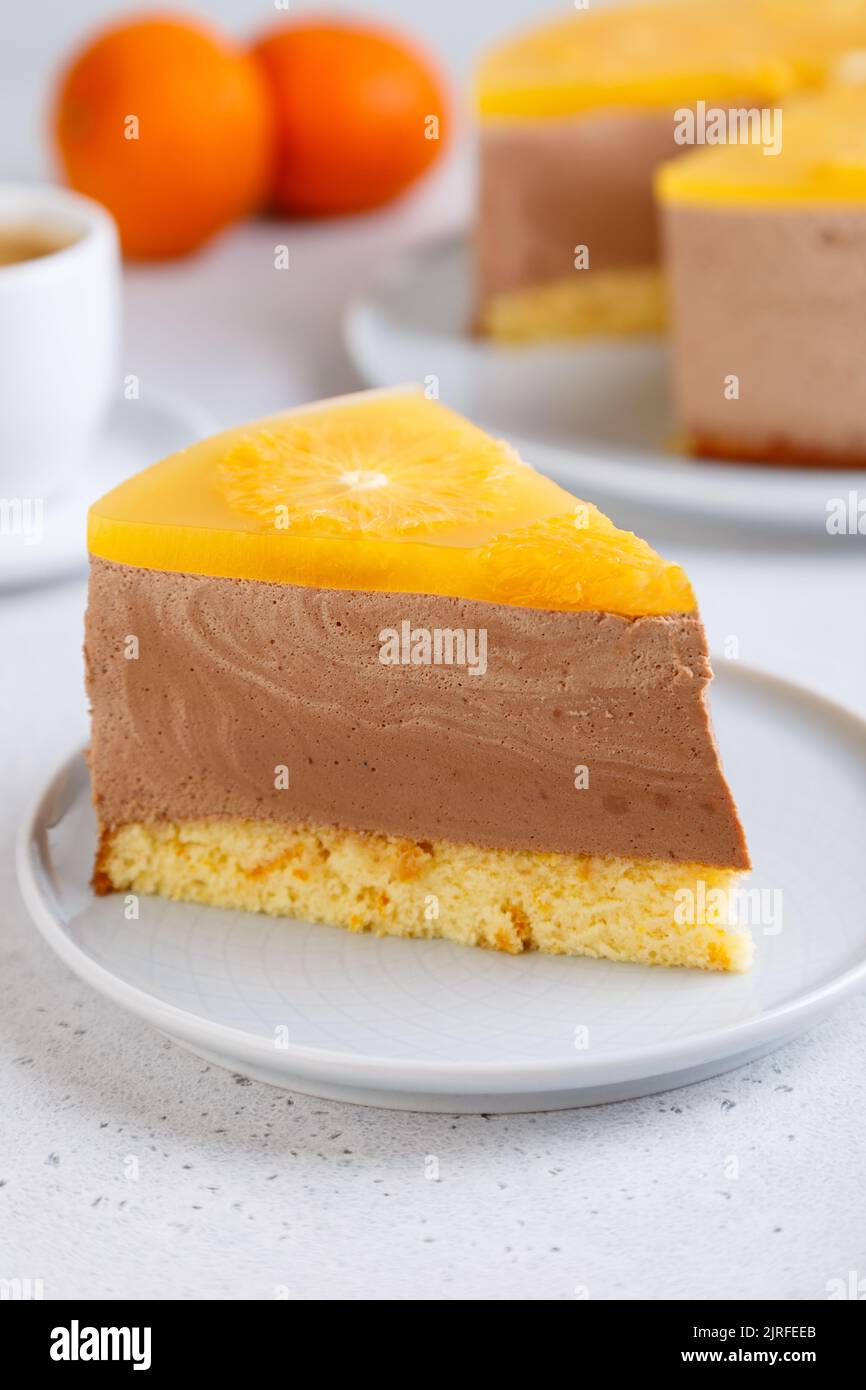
[0,388,217,590]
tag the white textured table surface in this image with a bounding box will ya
[3,1,866,1301]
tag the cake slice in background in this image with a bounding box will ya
[86,388,751,971]
[473,0,866,342]
[658,85,866,465]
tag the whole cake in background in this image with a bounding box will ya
[473,0,866,344]
[85,388,751,971]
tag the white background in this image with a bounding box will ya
[2,0,865,1300]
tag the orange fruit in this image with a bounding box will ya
[250,20,448,215]
[53,15,273,259]
[476,511,695,615]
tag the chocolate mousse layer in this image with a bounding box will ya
[476,112,677,307]
[475,104,761,308]
[85,558,749,868]
[662,204,866,464]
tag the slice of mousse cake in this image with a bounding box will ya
[85,387,751,971]
[657,84,866,465]
[474,0,866,343]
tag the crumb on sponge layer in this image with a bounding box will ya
[96,820,752,973]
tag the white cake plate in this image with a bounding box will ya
[0,387,218,590]
[17,663,866,1112]
[345,234,866,534]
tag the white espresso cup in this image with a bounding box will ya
[0,183,120,497]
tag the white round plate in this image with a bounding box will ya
[17,663,866,1113]
[0,388,217,590]
[345,234,865,534]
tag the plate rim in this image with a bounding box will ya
[344,231,866,532]
[17,661,866,1094]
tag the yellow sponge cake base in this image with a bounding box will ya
[478,268,667,343]
[96,819,752,973]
